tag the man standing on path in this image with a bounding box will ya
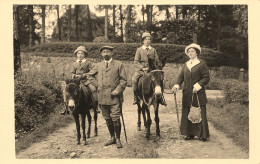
[85,46,127,148]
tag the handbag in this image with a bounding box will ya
[188,93,202,124]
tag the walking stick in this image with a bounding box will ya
[173,92,181,135]
[119,101,128,144]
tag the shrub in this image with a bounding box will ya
[93,36,111,43]
[21,42,225,67]
[15,75,63,133]
[220,79,248,104]
[205,78,223,90]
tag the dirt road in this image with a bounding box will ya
[16,88,248,159]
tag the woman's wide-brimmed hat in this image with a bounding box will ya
[99,46,114,52]
[185,43,201,55]
[74,46,88,56]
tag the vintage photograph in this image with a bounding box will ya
[12,3,249,159]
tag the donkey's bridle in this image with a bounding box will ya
[141,69,164,106]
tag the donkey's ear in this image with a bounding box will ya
[148,58,155,69]
[161,56,167,68]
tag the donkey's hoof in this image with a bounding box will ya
[145,133,150,138]
[94,132,98,136]
[87,134,90,138]
[83,141,88,145]
[77,141,80,145]
[155,135,161,141]
[137,126,141,131]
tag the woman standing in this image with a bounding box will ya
[171,43,210,141]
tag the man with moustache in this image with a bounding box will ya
[84,46,127,148]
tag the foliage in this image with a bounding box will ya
[93,36,111,43]
[233,5,248,39]
[15,64,63,133]
[16,5,41,46]
[21,42,228,67]
[220,79,248,104]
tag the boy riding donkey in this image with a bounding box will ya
[60,46,100,115]
[132,32,167,106]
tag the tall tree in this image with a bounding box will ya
[67,5,71,42]
[28,5,34,47]
[157,5,171,19]
[112,5,116,41]
[75,5,79,41]
[13,5,21,75]
[41,5,46,43]
[176,5,179,19]
[141,5,145,25]
[56,5,61,40]
[119,5,124,42]
[125,5,132,42]
[104,6,109,40]
[85,5,93,42]
[182,5,187,19]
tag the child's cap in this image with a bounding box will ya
[142,32,151,39]
[74,46,88,56]
[99,46,114,52]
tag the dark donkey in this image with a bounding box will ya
[136,57,166,139]
[65,79,98,145]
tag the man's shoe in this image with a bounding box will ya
[104,137,116,146]
[116,138,123,148]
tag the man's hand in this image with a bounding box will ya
[111,90,119,96]
[171,86,178,94]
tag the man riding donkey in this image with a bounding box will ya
[60,46,100,115]
[132,32,167,106]
[85,46,127,148]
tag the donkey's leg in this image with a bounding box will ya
[86,111,92,138]
[153,102,160,140]
[137,103,142,131]
[93,106,98,136]
[141,104,147,130]
[81,114,87,145]
[73,114,81,145]
[144,105,152,139]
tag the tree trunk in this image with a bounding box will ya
[198,5,201,23]
[13,5,21,75]
[119,5,123,42]
[105,6,108,40]
[75,5,79,41]
[146,5,150,24]
[142,5,145,25]
[216,6,221,51]
[182,6,187,19]
[67,5,71,42]
[166,6,170,19]
[113,5,116,41]
[56,5,61,41]
[125,5,132,43]
[176,5,179,19]
[149,5,153,23]
[28,5,34,47]
[86,5,93,42]
[41,5,46,43]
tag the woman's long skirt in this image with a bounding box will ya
[180,105,210,139]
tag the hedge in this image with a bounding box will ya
[22,42,228,67]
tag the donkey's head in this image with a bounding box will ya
[65,80,81,113]
[148,56,166,98]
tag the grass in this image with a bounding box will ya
[207,100,249,152]
[15,104,74,154]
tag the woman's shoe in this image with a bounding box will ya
[185,135,195,140]
[202,138,207,142]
